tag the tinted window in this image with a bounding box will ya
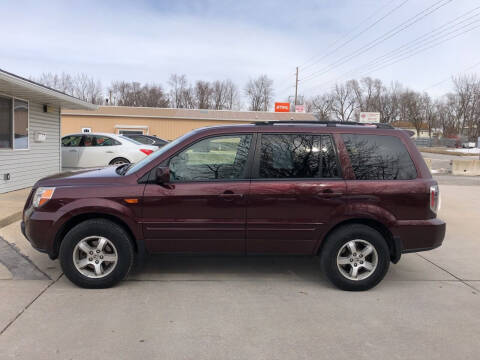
[258,134,339,179]
[94,136,120,146]
[131,135,155,145]
[62,135,82,147]
[341,134,417,180]
[169,134,252,181]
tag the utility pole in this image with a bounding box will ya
[294,66,299,106]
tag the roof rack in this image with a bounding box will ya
[254,120,394,129]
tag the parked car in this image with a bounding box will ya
[61,133,157,168]
[122,133,168,147]
[23,121,445,291]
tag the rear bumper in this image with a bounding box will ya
[393,218,446,253]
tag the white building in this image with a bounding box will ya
[0,69,96,193]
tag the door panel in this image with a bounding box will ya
[246,180,347,254]
[246,133,346,254]
[142,182,249,253]
[141,133,254,254]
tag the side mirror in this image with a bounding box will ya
[155,166,170,185]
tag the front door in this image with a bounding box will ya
[142,133,254,253]
[246,133,347,254]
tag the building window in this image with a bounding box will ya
[0,95,29,150]
[118,129,145,135]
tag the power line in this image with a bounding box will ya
[423,60,480,91]
[304,21,480,95]
[299,0,409,71]
[309,8,480,89]
[300,0,453,83]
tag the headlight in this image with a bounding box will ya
[32,187,55,208]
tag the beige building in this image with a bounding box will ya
[62,106,316,141]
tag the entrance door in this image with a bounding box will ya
[142,134,254,253]
[246,133,347,254]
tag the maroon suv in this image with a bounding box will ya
[22,121,445,290]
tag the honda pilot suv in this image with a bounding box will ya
[22,121,445,291]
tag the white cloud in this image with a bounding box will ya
[1,0,479,102]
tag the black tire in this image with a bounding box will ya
[320,224,390,291]
[109,157,130,165]
[59,219,134,288]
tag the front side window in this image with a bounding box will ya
[341,134,417,180]
[0,96,29,150]
[62,135,83,147]
[169,134,252,182]
[258,134,339,179]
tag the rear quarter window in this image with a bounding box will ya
[341,134,417,180]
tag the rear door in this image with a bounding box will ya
[246,133,347,254]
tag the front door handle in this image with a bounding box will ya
[106,151,114,153]
[69,149,77,152]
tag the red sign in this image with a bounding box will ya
[275,102,290,112]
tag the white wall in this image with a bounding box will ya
[0,102,61,193]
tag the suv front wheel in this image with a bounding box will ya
[320,224,390,291]
[59,219,134,288]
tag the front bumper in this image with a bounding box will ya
[21,207,57,258]
[393,218,446,253]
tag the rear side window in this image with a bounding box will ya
[341,134,417,180]
[257,134,339,179]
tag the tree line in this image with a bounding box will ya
[306,75,480,140]
[34,72,479,140]
[34,72,274,112]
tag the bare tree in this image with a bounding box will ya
[108,81,169,107]
[330,81,357,122]
[306,94,332,121]
[194,81,212,109]
[244,75,274,111]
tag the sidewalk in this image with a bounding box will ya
[0,188,30,229]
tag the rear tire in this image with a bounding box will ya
[320,224,390,291]
[109,157,130,165]
[59,219,134,288]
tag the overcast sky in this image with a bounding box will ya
[1,0,480,102]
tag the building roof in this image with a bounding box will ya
[62,106,317,122]
[0,69,98,110]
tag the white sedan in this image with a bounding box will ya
[61,133,157,168]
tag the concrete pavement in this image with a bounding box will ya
[0,184,479,359]
[0,188,30,229]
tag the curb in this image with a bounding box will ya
[0,212,22,230]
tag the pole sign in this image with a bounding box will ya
[275,102,290,112]
[359,112,380,123]
[295,104,305,113]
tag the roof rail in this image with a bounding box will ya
[253,120,394,129]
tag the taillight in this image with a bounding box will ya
[429,185,440,213]
[140,149,153,156]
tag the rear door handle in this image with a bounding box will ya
[316,189,343,198]
[69,149,77,152]
[106,151,114,153]
[219,190,243,201]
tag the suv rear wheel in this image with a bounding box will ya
[59,219,134,288]
[320,224,390,291]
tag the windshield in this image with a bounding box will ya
[125,133,191,175]
[119,135,142,145]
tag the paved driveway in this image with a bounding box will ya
[0,184,479,360]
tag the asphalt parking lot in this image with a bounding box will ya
[0,180,479,360]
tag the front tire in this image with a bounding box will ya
[59,219,134,288]
[320,224,390,291]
